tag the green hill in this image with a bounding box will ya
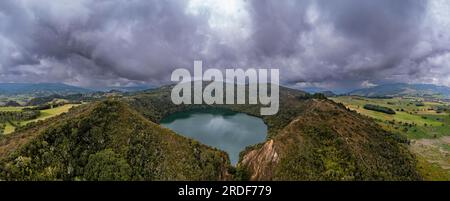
[0,100,230,181]
[0,83,92,97]
[125,85,421,180]
[239,99,420,180]
[349,83,450,98]
[0,84,422,181]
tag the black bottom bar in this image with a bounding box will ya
[0,181,448,200]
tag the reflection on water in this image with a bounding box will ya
[160,109,268,165]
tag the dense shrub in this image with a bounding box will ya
[83,149,131,181]
[0,111,40,123]
[363,104,396,114]
[415,102,425,107]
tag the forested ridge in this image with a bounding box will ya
[0,85,422,180]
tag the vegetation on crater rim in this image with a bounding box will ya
[0,86,424,180]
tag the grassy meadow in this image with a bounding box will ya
[331,96,450,139]
[19,104,79,125]
[0,103,80,134]
[0,107,26,112]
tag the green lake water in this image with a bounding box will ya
[160,109,268,165]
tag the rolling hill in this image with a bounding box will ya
[239,99,420,180]
[0,84,422,180]
[125,84,421,180]
[0,83,92,97]
[349,83,450,98]
[0,100,230,180]
[93,85,154,93]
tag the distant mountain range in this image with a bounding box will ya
[0,83,92,96]
[0,83,154,97]
[0,84,420,180]
[298,86,348,95]
[348,83,450,98]
[2,82,450,99]
[93,85,154,92]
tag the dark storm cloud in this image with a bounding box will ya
[247,0,312,58]
[317,0,425,49]
[0,0,209,86]
[245,0,442,89]
[0,0,449,89]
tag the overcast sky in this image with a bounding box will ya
[0,0,449,90]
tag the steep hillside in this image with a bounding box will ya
[126,85,313,139]
[0,100,230,181]
[0,84,422,181]
[125,84,421,180]
[239,99,421,180]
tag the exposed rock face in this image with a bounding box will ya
[127,86,421,181]
[0,83,424,181]
[240,140,279,180]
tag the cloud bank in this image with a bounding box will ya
[0,0,449,90]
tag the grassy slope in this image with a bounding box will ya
[0,107,25,112]
[0,104,80,135]
[410,136,450,180]
[3,123,15,134]
[416,155,450,181]
[0,107,24,134]
[0,100,230,181]
[19,104,79,125]
[0,86,424,181]
[331,96,449,139]
[331,96,450,180]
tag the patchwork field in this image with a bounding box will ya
[331,96,450,139]
[412,137,450,180]
[19,104,80,125]
[0,107,26,112]
[0,103,81,134]
[331,96,450,180]
[3,122,15,134]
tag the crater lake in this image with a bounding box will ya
[160,108,268,165]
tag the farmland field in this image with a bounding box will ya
[331,96,450,180]
[20,104,80,125]
[0,106,26,112]
[0,103,81,134]
[3,122,15,134]
[331,96,450,139]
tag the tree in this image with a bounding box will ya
[83,149,131,181]
[363,104,396,114]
